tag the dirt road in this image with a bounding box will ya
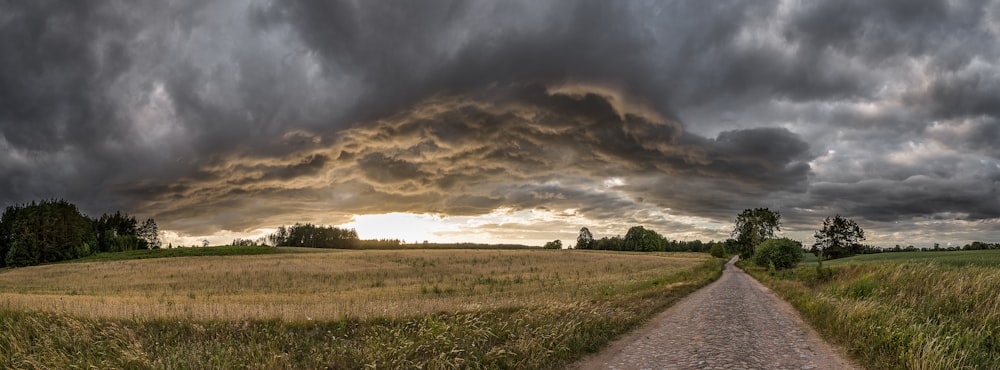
[573,258,858,369]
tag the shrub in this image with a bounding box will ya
[709,243,726,258]
[752,238,803,270]
[543,240,562,249]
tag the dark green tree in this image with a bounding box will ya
[576,227,594,249]
[231,238,260,247]
[139,218,161,249]
[94,211,143,252]
[731,208,781,258]
[709,243,727,258]
[5,239,40,267]
[813,215,865,260]
[543,240,562,249]
[624,226,666,252]
[0,204,27,265]
[267,226,288,247]
[0,199,95,267]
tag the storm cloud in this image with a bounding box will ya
[1,0,999,246]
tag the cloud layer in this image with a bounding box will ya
[1,0,999,246]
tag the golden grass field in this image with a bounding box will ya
[1,248,723,368]
[0,248,708,321]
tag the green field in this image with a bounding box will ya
[0,249,723,369]
[745,249,1000,369]
[59,245,286,263]
[807,249,1000,267]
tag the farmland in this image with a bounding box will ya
[0,248,722,368]
[744,249,1000,369]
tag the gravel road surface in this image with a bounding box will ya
[572,258,858,370]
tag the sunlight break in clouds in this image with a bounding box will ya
[339,213,459,243]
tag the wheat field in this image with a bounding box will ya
[0,248,708,321]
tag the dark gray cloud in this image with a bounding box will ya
[251,1,668,121]
[0,2,134,207]
[2,0,999,246]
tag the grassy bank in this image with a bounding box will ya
[0,250,723,368]
[744,252,1000,369]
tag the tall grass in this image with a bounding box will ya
[0,250,709,321]
[745,261,1000,369]
[0,250,723,368]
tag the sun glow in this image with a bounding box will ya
[339,213,460,243]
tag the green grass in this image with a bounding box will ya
[62,245,284,263]
[744,251,1000,369]
[50,243,538,265]
[800,251,820,264]
[804,249,1000,268]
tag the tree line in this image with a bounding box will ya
[0,199,161,267]
[732,207,1000,262]
[956,241,1000,250]
[563,208,865,269]
[854,241,1000,253]
[264,223,360,248]
[570,225,735,253]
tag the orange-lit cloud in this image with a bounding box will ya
[130,82,814,244]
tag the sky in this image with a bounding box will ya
[1,0,999,248]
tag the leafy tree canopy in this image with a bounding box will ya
[575,227,593,249]
[813,215,865,260]
[752,238,803,269]
[731,208,781,258]
[139,218,162,250]
[624,226,666,252]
